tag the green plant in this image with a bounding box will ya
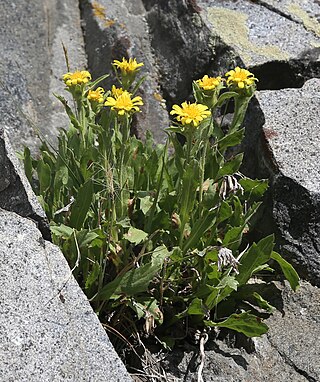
[23,60,299,349]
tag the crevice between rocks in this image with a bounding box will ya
[249,0,299,25]
[250,52,320,90]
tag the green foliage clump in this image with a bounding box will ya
[23,59,299,349]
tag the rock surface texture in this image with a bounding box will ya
[0,0,87,152]
[162,280,320,382]
[0,208,131,382]
[1,0,320,381]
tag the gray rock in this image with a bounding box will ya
[161,281,320,382]
[0,208,132,382]
[0,0,87,152]
[0,127,50,240]
[244,79,320,286]
[141,0,233,107]
[198,0,320,68]
[80,0,169,143]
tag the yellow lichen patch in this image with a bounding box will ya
[105,19,116,28]
[207,7,289,65]
[287,4,320,37]
[92,1,106,20]
[153,92,164,102]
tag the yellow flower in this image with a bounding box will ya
[104,91,143,115]
[170,102,211,127]
[196,75,222,90]
[113,58,144,74]
[87,87,105,103]
[111,85,124,98]
[225,67,257,89]
[63,71,91,87]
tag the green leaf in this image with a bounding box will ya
[124,227,148,245]
[205,311,269,337]
[222,225,244,251]
[179,159,199,228]
[205,275,238,309]
[236,235,274,287]
[50,224,74,239]
[23,147,33,183]
[85,262,101,289]
[98,245,168,299]
[218,201,233,224]
[218,153,244,178]
[188,298,207,316]
[139,196,153,215]
[217,128,245,152]
[182,208,217,254]
[54,94,81,129]
[217,91,239,106]
[252,292,275,313]
[271,251,300,292]
[69,180,93,230]
[37,160,51,194]
[87,74,109,90]
[239,178,269,200]
[75,230,99,248]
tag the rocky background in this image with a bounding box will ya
[0,0,320,381]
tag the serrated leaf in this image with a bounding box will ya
[205,311,269,337]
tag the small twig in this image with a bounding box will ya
[197,332,209,382]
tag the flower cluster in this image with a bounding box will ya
[113,58,144,74]
[105,91,143,116]
[87,87,105,103]
[63,71,91,87]
[196,75,222,91]
[225,67,257,89]
[171,67,257,128]
[170,102,211,128]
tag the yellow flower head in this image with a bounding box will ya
[111,85,124,98]
[196,75,222,90]
[63,71,91,87]
[225,67,257,89]
[87,87,105,103]
[170,102,211,127]
[113,58,144,74]
[104,91,143,115]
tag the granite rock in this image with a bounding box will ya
[80,0,169,142]
[161,281,320,382]
[0,208,132,382]
[0,0,87,152]
[141,0,234,108]
[0,127,50,240]
[244,79,320,286]
[197,0,320,89]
